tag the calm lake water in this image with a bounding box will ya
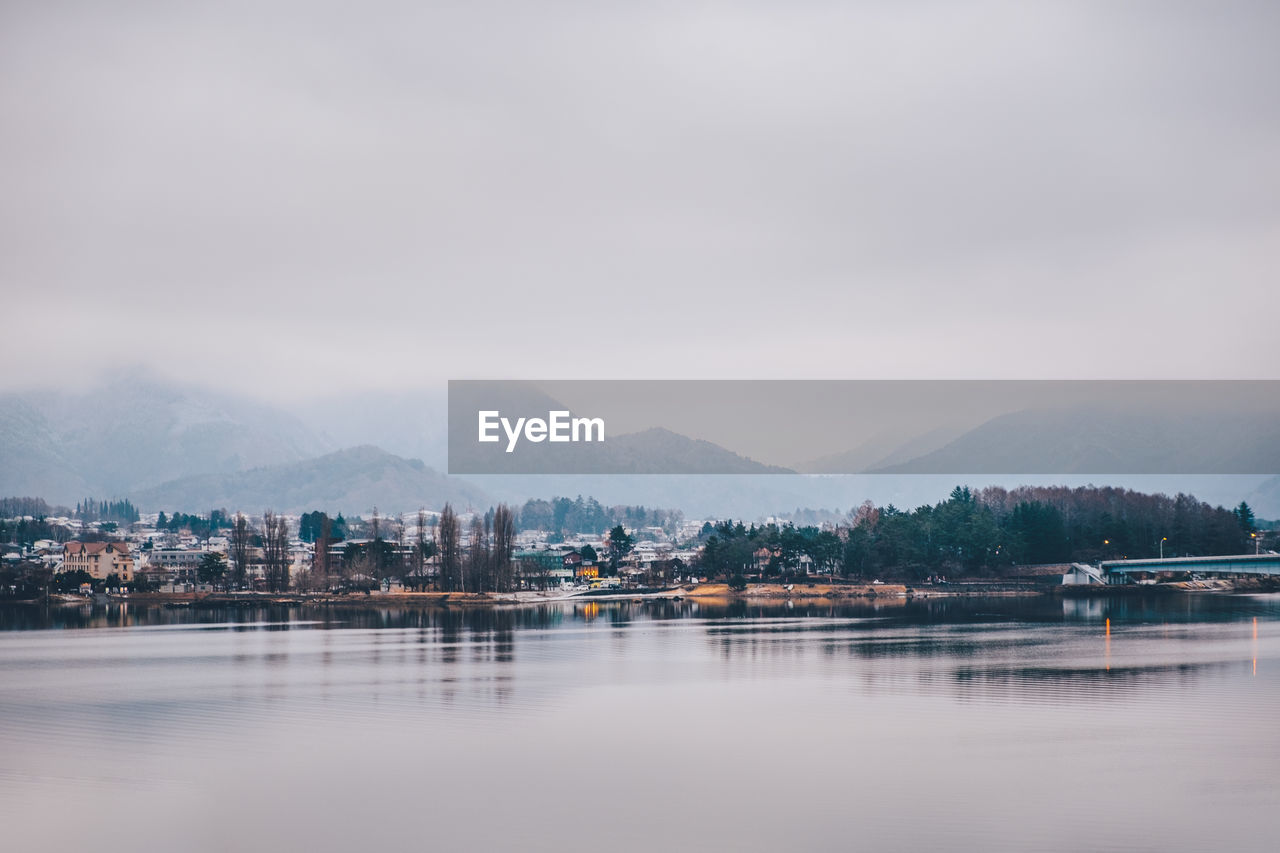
[2,593,1278,852]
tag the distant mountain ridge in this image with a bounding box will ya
[0,398,89,504]
[131,446,490,515]
[448,381,793,474]
[797,424,969,474]
[602,427,794,474]
[4,371,1277,520]
[869,406,1280,475]
[1247,475,1280,523]
[453,424,795,475]
[0,374,333,503]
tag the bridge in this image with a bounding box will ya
[1063,553,1280,585]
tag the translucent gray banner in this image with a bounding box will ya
[447,380,1280,475]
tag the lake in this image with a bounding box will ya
[2,593,1277,852]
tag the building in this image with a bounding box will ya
[62,541,134,581]
[147,548,206,579]
[561,551,600,579]
[139,547,215,584]
[513,550,573,587]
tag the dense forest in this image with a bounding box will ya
[698,486,1261,581]
[515,496,681,538]
[74,498,140,523]
[0,497,71,518]
[155,509,231,538]
[0,486,1269,594]
[0,516,68,547]
[298,510,349,543]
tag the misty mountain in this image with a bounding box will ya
[604,428,794,474]
[0,373,334,503]
[131,446,490,515]
[455,425,793,475]
[7,371,1273,522]
[449,380,792,474]
[1247,476,1280,522]
[797,424,969,473]
[0,398,90,503]
[869,406,1280,476]
[294,388,449,468]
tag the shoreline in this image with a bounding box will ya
[9,578,1274,609]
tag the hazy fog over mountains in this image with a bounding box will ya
[867,406,1280,476]
[132,445,489,516]
[3,4,1278,521]
[293,389,450,469]
[447,380,795,475]
[0,374,327,501]
[1,371,1276,520]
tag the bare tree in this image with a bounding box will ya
[412,508,428,589]
[437,504,461,592]
[274,513,290,591]
[492,504,516,592]
[370,506,382,581]
[313,513,332,591]
[393,512,406,587]
[231,513,251,590]
[262,510,290,593]
[467,514,491,591]
[262,511,275,591]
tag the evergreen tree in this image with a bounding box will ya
[1234,501,1256,534]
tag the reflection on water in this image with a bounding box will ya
[2,594,1278,852]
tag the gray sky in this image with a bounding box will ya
[3,1,1278,401]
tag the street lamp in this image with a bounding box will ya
[1160,537,1167,559]
[1252,533,1260,555]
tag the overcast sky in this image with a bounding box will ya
[3,1,1277,401]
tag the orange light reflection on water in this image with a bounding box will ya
[1105,617,1110,672]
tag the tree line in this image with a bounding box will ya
[75,498,140,523]
[699,486,1264,581]
[0,497,71,518]
[156,509,231,538]
[0,516,68,546]
[515,496,680,538]
[432,503,517,593]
